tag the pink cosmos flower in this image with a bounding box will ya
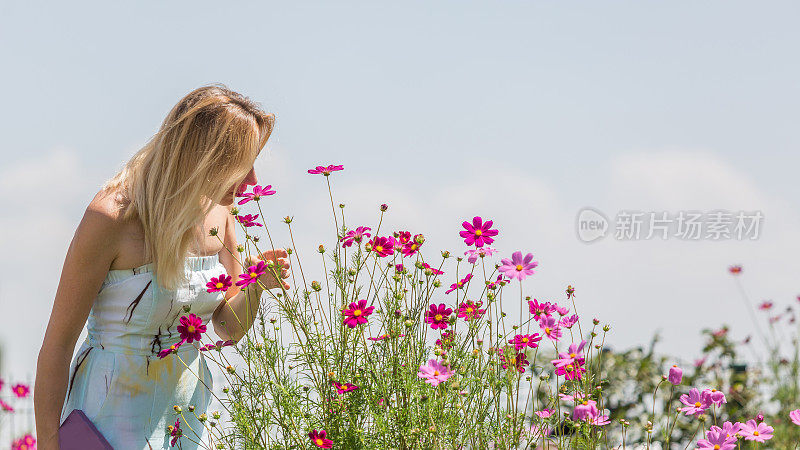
[332,381,359,394]
[236,213,263,228]
[206,274,232,293]
[425,304,453,330]
[551,341,587,369]
[534,409,553,418]
[709,421,742,441]
[498,251,538,281]
[465,246,497,264]
[509,333,542,351]
[394,264,404,274]
[679,388,711,417]
[400,234,424,257]
[446,273,473,294]
[702,388,726,407]
[553,305,569,316]
[307,164,344,176]
[170,418,182,447]
[341,226,372,248]
[457,299,486,321]
[367,236,395,257]
[696,429,736,450]
[559,392,588,402]
[11,434,35,450]
[668,365,683,385]
[588,415,610,426]
[421,262,444,275]
[486,274,508,290]
[555,360,586,380]
[459,216,499,247]
[11,384,30,398]
[342,299,374,328]
[235,261,267,288]
[178,313,206,343]
[528,299,555,319]
[199,339,237,352]
[237,184,276,205]
[559,314,579,329]
[538,315,562,341]
[573,400,599,421]
[739,419,773,442]
[790,409,800,426]
[157,339,186,359]
[436,330,455,350]
[759,300,774,310]
[308,429,334,448]
[417,359,454,386]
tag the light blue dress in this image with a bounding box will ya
[60,254,229,450]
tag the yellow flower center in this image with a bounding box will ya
[515,264,523,271]
[316,438,324,445]
[249,272,257,278]
[475,230,482,236]
[545,327,551,334]
[188,325,195,333]
[433,370,440,376]
[353,310,362,317]
[375,245,383,252]
[467,307,474,313]
[694,402,701,408]
[714,446,720,450]
[753,431,759,436]
[411,244,418,250]
[570,353,576,358]
[435,314,443,321]
[216,282,223,288]
[522,337,528,343]
[566,364,573,371]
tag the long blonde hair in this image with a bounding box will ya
[102,83,275,290]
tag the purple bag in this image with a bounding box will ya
[59,409,114,449]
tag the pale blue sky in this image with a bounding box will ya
[1,1,799,385]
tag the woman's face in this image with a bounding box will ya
[221,165,258,206]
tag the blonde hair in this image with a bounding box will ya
[102,83,275,290]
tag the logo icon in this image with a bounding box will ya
[576,207,609,243]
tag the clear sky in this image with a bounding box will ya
[1,0,799,392]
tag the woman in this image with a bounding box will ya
[34,84,291,450]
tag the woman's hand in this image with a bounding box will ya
[244,248,291,290]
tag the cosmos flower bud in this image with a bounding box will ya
[283,216,292,224]
[188,405,195,412]
[311,281,322,291]
[236,245,245,253]
[212,411,221,419]
[339,203,345,209]
[182,305,191,312]
[593,318,600,325]
[318,244,325,253]
[226,365,236,374]
[230,207,239,216]
[380,203,388,212]
[173,405,182,413]
[668,365,683,385]
[209,227,219,236]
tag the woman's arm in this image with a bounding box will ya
[212,212,289,342]
[34,194,120,450]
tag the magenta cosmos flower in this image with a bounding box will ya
[538,315,562,341]
[206,274,232,293]
[739,419,773,442]
[157,339,186,359]
[236,213,263,228]
[459,216,499,247]
[551,340,587,369]
[236,261,267,288]
[791,409,800,426]
[342,299,374,328]
[308,429,333,448]
[170,418,182,447]
[399,233,424,257]
[528,298,555,319]
[421,262,444,275]
[499,352,529,373]
[702,388,726,406]
[340,226,372,248]
[559,314,579,329]
[11,384,30,398]
[425,304,453,330]
[199,339,236,352]
[509,333,542,351]
[332,381,359,394]
[573,400,599,421]
[417,359,454,386]
[367,236,395,257]
[237,184,276,205]
[178,313,206,343]
[457,299,486,321]
[679,388,711,417]
[696,429,737,450]
[498,251,538,281]
[668,364,683,385]
[308,164,344,176]
[446,273,473,294]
